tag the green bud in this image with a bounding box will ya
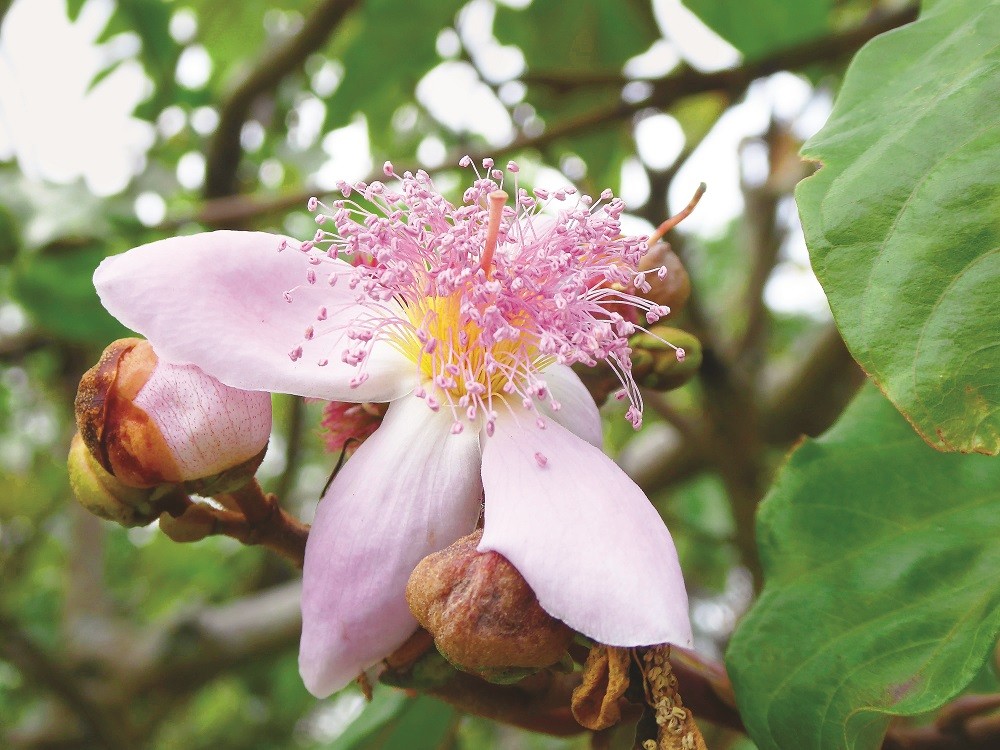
[67,433,161,527]
[629,326,702,391]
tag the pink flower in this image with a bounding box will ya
[94,159,691,697]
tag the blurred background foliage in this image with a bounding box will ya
[0,0,948,748]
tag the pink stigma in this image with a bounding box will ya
[480,189,507,277]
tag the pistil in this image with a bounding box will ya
[480,189,508,277]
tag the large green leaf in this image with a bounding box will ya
[726,386,1000,750]
[495,0,658,72]
[796,0,1000,454]
[682,0,831,60]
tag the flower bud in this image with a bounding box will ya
[406,530,573,681]
[320,400,387,455]
[637,243,690,315]
[75,338,272,488]
[68,432,161,526]
[629,327,702,391]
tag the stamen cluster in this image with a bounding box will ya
[281,158,674,432]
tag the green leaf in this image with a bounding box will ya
[726,386,1000,750]
[682,0,831,59]
[65,0,86,22]
[325,0,464,144]
[97,0,181,118]
[327,687,457,750]
[796,0,1000,454]
[495,0,659,72]
[8,240,130,344]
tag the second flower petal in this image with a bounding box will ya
[479,410,692,649]
[299,395,484,697]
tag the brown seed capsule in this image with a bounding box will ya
[75,338,271,488]
[638,243,691,316]
[406,530,573,677]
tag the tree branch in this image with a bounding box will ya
[761,323,866,443]
[163,4,916,231]
[203,0,362,198]
[454,4,918,166]
[0,615,132,750]
[133,581,303,694]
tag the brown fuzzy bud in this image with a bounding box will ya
[75,338,271,488]
[638,243,690,315]
[406,530,573,679]
[67,432,161,527]
[629,327,702,391]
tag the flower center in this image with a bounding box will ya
[398,291,547,434]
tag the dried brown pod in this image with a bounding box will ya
[406,530,573,680]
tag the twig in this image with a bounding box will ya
[450,4,918,168]
[641,391,707,449]
[63,507,113,633]
[215,480,310,566]
[132,581,303,694]
[161,5,915,231]
[203,0,362,198]
[761,323,866,443]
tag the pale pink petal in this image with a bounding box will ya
[95,231,416,402]
[479,409,691,648]
[537,363,603,448]
[299,395,484,697]
[134,359,271,480]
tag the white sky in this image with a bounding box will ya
[0,0,831,317]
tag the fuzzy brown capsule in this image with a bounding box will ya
[638,243,691,315]
[406,530,573,679]
[75,338,271,488]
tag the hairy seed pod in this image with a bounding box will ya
[638,243,691,315]
[406,530,574,680]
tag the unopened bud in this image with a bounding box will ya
[406,530,573,681]
[638,243,690,315]
[68,432,161,526]
[321,401,387,455]
[75,338,271,488]
[629,327,702,391]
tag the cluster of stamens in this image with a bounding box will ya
[280,157,683,434]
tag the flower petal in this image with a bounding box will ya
[299,395,484,697]
[479,409,691,648]
[538,363,603,448]
[134,359,272,480]
[95,231,416,402]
